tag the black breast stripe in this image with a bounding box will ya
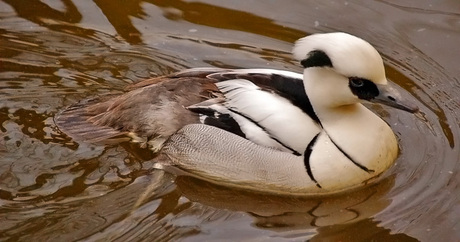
[304,133,321,188]
[227,108,301,156]
[329,137,375,173]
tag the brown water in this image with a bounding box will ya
[1,0,459,241]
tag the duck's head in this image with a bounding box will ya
[293,32,418,113]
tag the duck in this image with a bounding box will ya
[56,32,418,195]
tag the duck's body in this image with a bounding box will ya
[56,68,319,153]
[56,32,417,194]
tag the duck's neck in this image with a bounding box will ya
[318,103,398,170]
[303,68,398,169]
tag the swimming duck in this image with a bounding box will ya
[56,32,418,194]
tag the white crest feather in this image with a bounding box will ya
[293,32,386,84]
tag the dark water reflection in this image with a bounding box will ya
[0,0,459,241]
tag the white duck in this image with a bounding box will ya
[56,32,417,194]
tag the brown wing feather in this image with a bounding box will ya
[55,96,130,143]
[55,76,218,144]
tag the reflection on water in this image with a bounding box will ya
[1,0,459,241]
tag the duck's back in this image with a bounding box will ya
[55,68,321,152]
[56,75,212,147]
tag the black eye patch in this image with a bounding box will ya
[348,77,379,100]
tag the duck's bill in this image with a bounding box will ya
[372,84,419,113]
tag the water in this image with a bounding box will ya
[1,0,459,241]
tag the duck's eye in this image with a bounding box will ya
[348,77,379,100]
[349,77,364,87]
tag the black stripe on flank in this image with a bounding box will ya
[187,106,217,116]
[188,107,247,138]
[203,114,246,138]
[304,133,321,188]
[271,137,301,156]
[228,108,301,156]
[329,137,375,173]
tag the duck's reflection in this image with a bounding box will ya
[174,174,417,240]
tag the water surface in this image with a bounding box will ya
[1,0,459,241]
